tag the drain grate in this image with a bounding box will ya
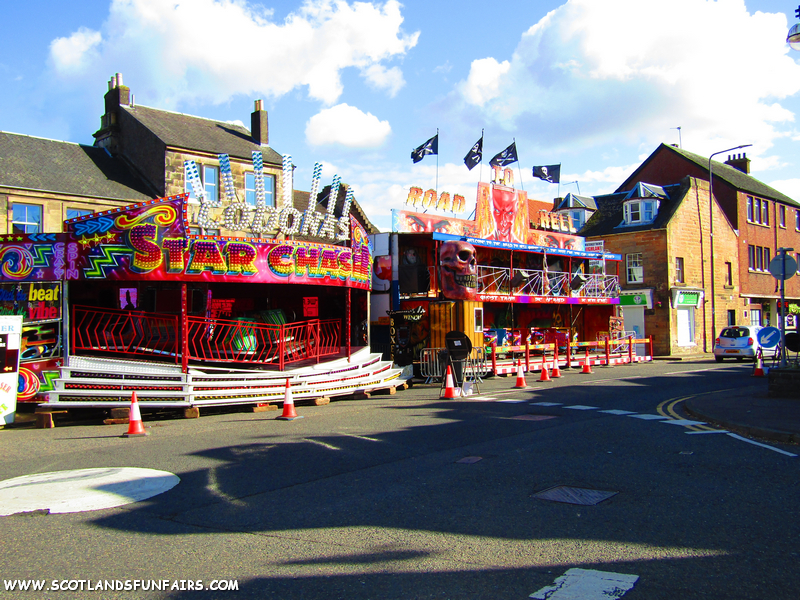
[533,485,618,506]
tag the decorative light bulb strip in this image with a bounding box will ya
[252,151,266,206]
[219,154,237,203]
[318,175,340,239]
[300,162,324,236]
[282,154,293,208]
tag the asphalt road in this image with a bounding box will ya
[0,359,798,599]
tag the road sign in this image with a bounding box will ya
[768,255,797,280]
[757,326,781,349]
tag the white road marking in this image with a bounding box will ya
[660,419,707,426]
[530,401,562,406]
[497,398,527,403]
[686,430,728,434]
[564,405,599,410]
[530,567,638,599]
[726,433,798,457]
[628,414,671,420]
[663,367,717,375]
[600,409,636,415]
[0,468,179,516]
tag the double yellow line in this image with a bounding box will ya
[657,393,721,432]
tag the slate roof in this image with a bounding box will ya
[555,193,598,211]
[120,105,284,165]
[580,180,688,238]
[0,131,154,200]
[620,144,798,207]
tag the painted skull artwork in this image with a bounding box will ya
[439,241,477,300]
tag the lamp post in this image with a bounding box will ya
[787,5,800,49]
[708,144,751,349]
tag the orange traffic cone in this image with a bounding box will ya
[582,347,593,374]
[752,353,765,377]
[122,391,149,437]
[539,353,551,382]
[514,359,529,389]
[441,365,457,398]
[551,346,562,378]
[277,379,304,420]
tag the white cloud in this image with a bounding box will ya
[49,27,102,72]
[456,0,800,156]
[306,103,391,147]
[48,0,418,107]
[459,57,510,106]
[767,178,800,201]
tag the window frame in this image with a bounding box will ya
[626,252,643,284]
[622,200,658,226]
[780,204,786,228]
[12,203,42,234]
[675,256,684,284]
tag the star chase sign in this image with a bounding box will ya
[186,153,354,243]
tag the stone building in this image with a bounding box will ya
[0,131,153,234]
[616,143,800,331]
[581,177,740,356]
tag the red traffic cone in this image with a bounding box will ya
[514,359,529,389]
[277,379,303,420]
[539,353,551,382]
[122,391,149,437]
[582,347,593,374]
[752,354,765,377]
[551,345,562,378]
[441,365,457,399]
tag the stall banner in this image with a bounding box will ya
[0,315,23,425]
[392,210,477,236]
[0,196,372,290]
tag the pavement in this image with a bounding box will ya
[666,352,800,445]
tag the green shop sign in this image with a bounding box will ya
[674,291,700,306]
[619,293,649,307]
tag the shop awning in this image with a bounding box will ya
[432,232,622,261]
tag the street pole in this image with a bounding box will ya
[778,247,794,368]
[708,144,751,349]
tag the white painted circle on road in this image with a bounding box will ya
[0,467,180,516]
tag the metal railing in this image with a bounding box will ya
[72,306,340,370]
[72,305,180,362]
[478,265,618,298]
[420,347,488,383]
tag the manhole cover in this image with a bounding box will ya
[533,485,617,506]
[512,415,556,421]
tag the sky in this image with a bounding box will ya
[2,0,800,232]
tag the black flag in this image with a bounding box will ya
[533,164,561,183]
[464,135,483,170]
[489,142,518,167]
[411,134,438,163]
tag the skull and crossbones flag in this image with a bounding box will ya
[464,134,483,170]
[411,134,438,163]
[489,142,518,167]
[533,164,561,183]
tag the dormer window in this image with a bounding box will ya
[623,199,658,225]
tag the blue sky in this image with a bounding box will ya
[2,0,800,232]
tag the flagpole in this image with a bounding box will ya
[514,138,523,191]
[436,128,439,198]
[479,129,484,184]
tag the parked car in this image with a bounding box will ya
[713,325,762,362]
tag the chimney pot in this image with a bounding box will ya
[116,72,123,87]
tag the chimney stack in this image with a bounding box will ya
[94,72,130,154]
[724,153,750,174]
[251,99,269,145]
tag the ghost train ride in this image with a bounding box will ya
[370,168,652,379]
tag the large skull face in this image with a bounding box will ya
[439,241,477,300]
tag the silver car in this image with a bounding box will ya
[713,325,762,362]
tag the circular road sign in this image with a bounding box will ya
[757,326,781,349]
[768,255,797,280]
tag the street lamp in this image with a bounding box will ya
[787,6,800,50]
[708,144,751,350]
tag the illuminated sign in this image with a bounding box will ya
[186,153,354,243]
[405,187,466,213]
[536,210,577,233]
